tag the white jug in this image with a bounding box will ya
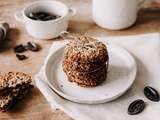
[92,0,146,30]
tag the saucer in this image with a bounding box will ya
[44,41,137,104]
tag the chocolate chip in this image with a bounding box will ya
[14,45,26,53]
[26,41,40,52]
[144,86,160,102]
[128,99,145,115]
[16,54,27,60]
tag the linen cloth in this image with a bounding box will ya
[35,33,160,120]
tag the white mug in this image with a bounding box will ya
[15,1,76,39]
[92,0,146,30]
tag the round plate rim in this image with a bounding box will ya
[44,43,137,104]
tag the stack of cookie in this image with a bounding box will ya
[0,72,33,112]
[63,35,109,87]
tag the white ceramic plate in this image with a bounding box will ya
[45,42,137,104]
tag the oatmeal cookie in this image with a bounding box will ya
[0,95,14,112]
[0,72,33,96]
[63,58,108,72]
[64,35,108,63]
[63,64,108,87]
[3,72,32,88]
[62,34,109,87]
[0,72,33,112]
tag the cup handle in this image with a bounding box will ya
[14,11,25,23]
[68,7,76,17]
[137,0,146,11]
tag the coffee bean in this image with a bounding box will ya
[33,12,47,20]
[16,54,27,60]
[128,99,145,115]
[28,12,60,21]
[42,15,56,21]
[36,12,47,19]
[14,45,26,53]
[144,86,160,102]
[28,13,38,20]
[26,41,40,52]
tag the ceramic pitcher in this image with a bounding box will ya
[92,0,146,30]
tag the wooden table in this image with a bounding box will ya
[0,0,160,120]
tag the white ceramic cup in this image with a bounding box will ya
[92,0,146,30]
[15,1,76,39]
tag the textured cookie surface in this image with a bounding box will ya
[63,64,108,87]
[0,72,33,112]
[0,95,14,112]
[0,75,7,91]
[3,72,32,88]
[63,59,108,72]
[62,34,109,87]
[64,35,108,63]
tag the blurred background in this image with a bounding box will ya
[154,0,160,3]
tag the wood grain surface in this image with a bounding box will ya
[0,0,160,120]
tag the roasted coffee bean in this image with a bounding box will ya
[128,99,145,115]
[35,12,47,19]
[14,45,26,53]
[42,15,57,21]
[26,41,40,52]
[28,12,60,21]
[28,13,38,20]
[16,54,27,60]
[144,86,160,102]
[33,12,48,20]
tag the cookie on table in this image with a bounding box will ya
[0,72,33,112]
[0,72,33,96]
[0,89,31,112]
[3,72,32,88]
[0,75,7,91]
[0,95,14,112]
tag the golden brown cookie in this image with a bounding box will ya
[63,59,107,72]
[62,34,109,87]
[0,94,14,112]
[64,35,108,63]
[0,72,33,112]
[63,64,108,87]
[3,72,32,88]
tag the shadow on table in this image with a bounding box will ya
[6,87,40,115]
[136,7,160,26]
